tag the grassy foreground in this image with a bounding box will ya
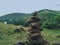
[0,23,60,45]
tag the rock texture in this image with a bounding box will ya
[27,11,50,45]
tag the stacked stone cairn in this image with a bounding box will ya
[27,12,50,45]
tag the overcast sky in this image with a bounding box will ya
[0,0,60,16]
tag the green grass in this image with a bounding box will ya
[0,23,28,45]
[42,29,60,44]
[0,22,60,45]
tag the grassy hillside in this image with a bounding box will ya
[0,22,60,45]
[0,22,28,45]
[0,9,60,29]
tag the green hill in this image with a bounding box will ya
[0,9,60,29]
[0,13,30,25]
[37,9,60,29]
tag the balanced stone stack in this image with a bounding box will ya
[27,11,44,45]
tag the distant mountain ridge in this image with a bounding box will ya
[0,9,60,29]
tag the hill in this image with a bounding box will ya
[37,9,60,29]
[0,9,60,29]
[0,13,30,25]
[0,22,60,45]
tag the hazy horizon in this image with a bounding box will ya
[0,0,60,16]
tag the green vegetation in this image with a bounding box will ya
[0,22,28,45]
[42,29,60,44]
[0,9,60,45]
[0,23,60,45]
[0,9,60,29]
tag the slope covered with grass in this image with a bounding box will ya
[0,22,60,45]
[0,23,28,45]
